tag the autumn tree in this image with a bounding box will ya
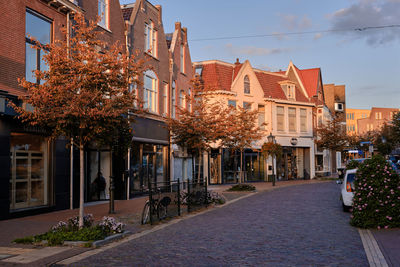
[261,141,283,185]
[220,106,263,183]
[167,77,226,182]
[315,115,348,152]
[12,14,144,227]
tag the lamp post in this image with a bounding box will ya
[267,133,276,186]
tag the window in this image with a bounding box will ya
[195,65,203,76]
[287,85,295,100]
[228,100,236,108]
[180,44,185,73]
[289,107,296,132]
[244,75,250,94]
[179,90,185,108]
[25,9,52,83]
[375,112,382,120]
[335,103,344,111]
[258,105,265,129]
[171,82,176,118]
[98,0,108,28]
[145,21,157,57]
[243,101,251,110]
[187,88,191,112]
[9,133,49,210]
[277,106,285,131]
[162,83,168,115]
[143,70,158,113]
[300,108,307,132]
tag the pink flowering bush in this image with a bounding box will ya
[350,155,400,229]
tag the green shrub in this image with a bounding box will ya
[350,155,400,229]
[227,183,256,192]
[346,160,361,170]
[14,236,35,244]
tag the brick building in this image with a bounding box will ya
[0,0,127,219]
[357,107,399,135]
[122,0,171,197]
[166,22,195,182]
[346,108,370,135]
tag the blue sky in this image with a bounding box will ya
[120,0,400,109]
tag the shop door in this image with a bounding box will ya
[142,152,155,190]
[245,153,258,181]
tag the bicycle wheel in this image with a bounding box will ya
[157,202,167,220]
[141,201,150,224]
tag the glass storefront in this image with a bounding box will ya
[9,133,49,210]
[222,149,265,183]
[129,142,167,197]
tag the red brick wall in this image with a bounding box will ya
[127,0,170,116]
[79,0,125,49]
[170,23,193,114]
[0,0,67,96]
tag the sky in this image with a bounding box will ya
[119,0,400,110]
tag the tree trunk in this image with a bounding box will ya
[79,144,85,228]
[198,148,202,182]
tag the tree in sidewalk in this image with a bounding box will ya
[166,77,226,182]
[315,115,348,152]
[261,141,283,184]
[219,105,264,183]
[11,14,144,227]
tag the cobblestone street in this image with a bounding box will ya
[71,182,368,266]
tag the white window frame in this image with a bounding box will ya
[277,106,285,132]
[300,108,307,132]
[179,90,185,108]
[171,81,176,118]
[288,107,297,132]
[145,21,157,57]
[98,0,108,29]
[143,70,158,113]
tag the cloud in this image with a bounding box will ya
[314,33,323,40]
[328,0,400,46]
[225,44,291,56]
[279,14,313,30]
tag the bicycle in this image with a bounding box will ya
[141,188,171,224]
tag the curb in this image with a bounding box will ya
[358,229,389,267]
[62,231,132,248]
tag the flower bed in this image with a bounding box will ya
[14,214,125,246]
[227,184,256,192]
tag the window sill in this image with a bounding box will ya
[144,52,159,61]
[97,23,112,34]
[244,93,253,97]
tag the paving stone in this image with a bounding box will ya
[71,182,369,266]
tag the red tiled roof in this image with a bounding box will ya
[200,63,233,91]
[121,7,133,21]
[294,65,320,98]
[200,61,311,103]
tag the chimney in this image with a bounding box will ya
[175,22,181,31]
[235,58,240,65]
[155,5,162,23]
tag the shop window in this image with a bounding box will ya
[9,133,49,210]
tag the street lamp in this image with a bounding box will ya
[267,133,276,186]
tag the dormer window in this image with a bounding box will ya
[195,65,203,76]
[286,85,295,100]
[280,81,296,100]
[244,75,250,94]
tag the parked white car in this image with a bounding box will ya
[339,168,357,212]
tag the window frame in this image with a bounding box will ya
[143,70,158,113]
[288,107,297,132]
[300,108,307,132]
[145,21,157,57]
[25,9,52,84]
[244,75,250,94]
[277,106,285,132]
[98,0,108,29]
